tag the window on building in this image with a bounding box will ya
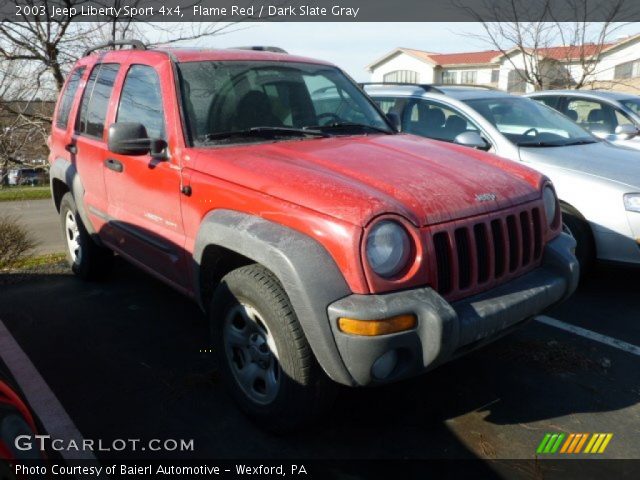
[614,59,640,79]
[76,63,120,138]
[383,70,419,83]
[117,65,165,139]
[56,67,85,129]
[507,69,527,93]
[459,71,477,84]
[442,71,457,84]
[491,69,500,83]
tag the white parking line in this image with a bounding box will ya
[0,318,105,479]
[535,315,640,357]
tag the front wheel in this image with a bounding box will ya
[210,264,336,432]
[59,193,113,280]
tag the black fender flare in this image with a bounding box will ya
[193,209,356,386]
[49,157,100,240]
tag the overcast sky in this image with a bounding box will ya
[153,22,640,81]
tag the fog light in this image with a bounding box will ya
[337,314,417,336]
[372,350,398,379]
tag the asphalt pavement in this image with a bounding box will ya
[0,258,639,467]
[0,199,65,255]
[0,200,639,471]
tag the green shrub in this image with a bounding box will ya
[0,215,37,269]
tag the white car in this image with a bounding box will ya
[365,84,640,274]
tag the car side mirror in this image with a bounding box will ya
[386,112,401,132]
[108,122,167,157]
[454,131,490,151]
[614,124,639,140]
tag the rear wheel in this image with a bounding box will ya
[59,193,113,280]
[562,206,595,278]
[210,264,336,432]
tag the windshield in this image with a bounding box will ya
[177,61,392,145]
[465,97,597,147]
[621,98,640,117]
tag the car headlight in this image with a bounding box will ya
[365,220,411,278]
[623,193,640,213]
[543,185,557,226]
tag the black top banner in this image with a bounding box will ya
[3,0,640,22]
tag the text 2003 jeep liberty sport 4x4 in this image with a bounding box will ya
[48,41,578,431]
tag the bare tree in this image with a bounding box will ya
[0,56,50,187]
[458,0,635,91]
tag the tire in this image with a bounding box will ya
[59,192,113,280]
[562,207,595,278]
[211,264,336,432]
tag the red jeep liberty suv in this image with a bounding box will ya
[48,41,578,431]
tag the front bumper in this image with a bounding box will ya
[327,233,579,386]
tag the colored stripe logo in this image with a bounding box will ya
[537,433,613,454]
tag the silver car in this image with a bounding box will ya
[364,84,640,274]
[526,90,640,150]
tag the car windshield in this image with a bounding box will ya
[465,97,597,147]
[621,98,640,116]
[177,61,392,145]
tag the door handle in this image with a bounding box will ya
[65,143,77,154]
[104,158,124,173]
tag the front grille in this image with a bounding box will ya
[431,205,544,299]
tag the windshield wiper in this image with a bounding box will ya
[519,139,598,147]
[562,139,598,146]
[305,122,392,135]
[204,126,330,142]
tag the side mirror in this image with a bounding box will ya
[386,112,401,132]
[454,131,490,151]
[107,122,167,157]
[614,124,639,140]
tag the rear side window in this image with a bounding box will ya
[76,63,120,139]
[117,65,165,139]
[56,67,85,129]
[533,96,561,109]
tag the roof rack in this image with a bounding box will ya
[83,40,147,57]
[359,82,444,94]
[229,46,288,54]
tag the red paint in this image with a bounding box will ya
[49,48,556,298]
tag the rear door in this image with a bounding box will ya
[72,62,121,234]
[102,56,187,289]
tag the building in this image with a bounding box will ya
[366,34,640,93]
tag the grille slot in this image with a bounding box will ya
[491,219,506,278]
[430,204,544,300]
[433,232,452,295]
[455,228,472,290]
[473,223,490,283]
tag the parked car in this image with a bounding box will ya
[48,42,577,431]
[365,83,640,274]
[526,90,640,149]
[0,376,42,465]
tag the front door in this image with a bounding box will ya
[103,59,187,289]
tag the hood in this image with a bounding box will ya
[519,141,640,189]
[192,134,544,227]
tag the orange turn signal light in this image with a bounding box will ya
[338,314,417,336]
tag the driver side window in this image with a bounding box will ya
[565,99,630,136]
[403,99,480,143]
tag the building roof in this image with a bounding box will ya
[367,34,640,71]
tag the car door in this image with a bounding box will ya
[103,59,188,289]
[72,63,120,234]
[564,97,635,143]
[400,97,492,150]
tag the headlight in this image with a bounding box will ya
[365,220,411,278]
[543,185,557,226]
[623,193,640,213]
